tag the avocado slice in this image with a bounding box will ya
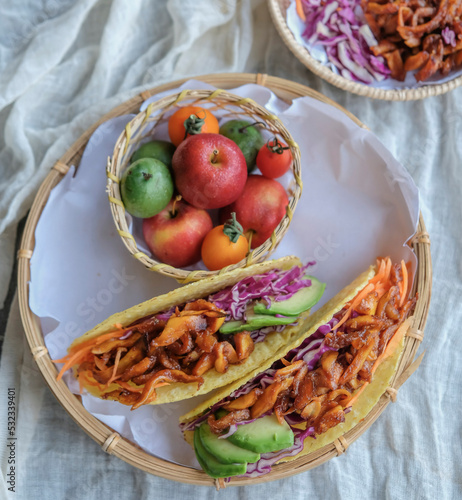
[254,276,326,316]
[193,426,247,478]
[219,312,295,334]
[199,424,261,465]
[227,414,294,454]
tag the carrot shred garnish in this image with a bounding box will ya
[333,283,375,331]
[54,326,129,381]
[400,259,408,307]
[105,347,125,387]
[345,317,411,408]
[370,258,386,284]
[383,257,392,281]
[296,0,306,21]
[280,358,291,367]
[55,349,92,381]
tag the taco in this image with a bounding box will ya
[54,256,326,409]
[180,257,417,479]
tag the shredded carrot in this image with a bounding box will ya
[295,0,306,22]
[344,317,411,408]
[54,325,129,381]
[54,329,127,362]
[105,347,125,387]
[383,258,392,282]
[280,358,291,367]
[55,348,93,381]
[400,260,408,307]
[370,258,386,285]
[333,283,375,331]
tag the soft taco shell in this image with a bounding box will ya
[66,256,323,405]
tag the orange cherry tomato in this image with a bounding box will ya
[256,138,293,179]
[201,214,249,271]
[168,105,219,147]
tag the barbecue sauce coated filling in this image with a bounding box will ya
[205,259,416,437]
[62,299,255,410]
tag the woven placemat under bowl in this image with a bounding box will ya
[17,73,431,488]
[107,88,302,283]
[268,0,462,101]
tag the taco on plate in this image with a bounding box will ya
[54,256,325,409]
[180,257,416,479]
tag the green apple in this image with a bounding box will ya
[130,140,176,168]
[121,158,174,218]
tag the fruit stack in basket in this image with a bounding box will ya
[107,89,302,282]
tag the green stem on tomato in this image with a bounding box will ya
[183,111,207,140]
[267,137,290,155]
[223,212,244,244]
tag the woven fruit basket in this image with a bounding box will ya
[107,88,302,283]
[17,73,431,488]
[268,0,462,101]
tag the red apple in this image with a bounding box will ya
[219,175,289,249]
[142,198,213,268]
[172,133,247,209]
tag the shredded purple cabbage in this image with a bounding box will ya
[249,325,288,344]
[442,27,456,47]
[209,263,315,322]
[155,307,176,321]
[300,0,390,83]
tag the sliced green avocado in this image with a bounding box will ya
[253,276,326,316]
[199,424,261,465]
[193,426,247,478]
[219,312,295,334]
[227,414,294,454]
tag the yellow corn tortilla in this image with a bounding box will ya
[182,333,405,455]
[180,267,410,473]
[180,265,375,423]
[67,256,327,405]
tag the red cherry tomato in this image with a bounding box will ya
[168,106,219,147]
[256,138,293,179]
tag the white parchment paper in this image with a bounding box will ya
[28,79,419,468]
[286,1,462,90]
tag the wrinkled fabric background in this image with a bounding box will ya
[0,0,461,499]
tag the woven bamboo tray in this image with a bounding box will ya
[107,88,302,282]
[268,0,462,101]
[17,73,431,488]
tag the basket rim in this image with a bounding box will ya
[17,72,432,487]
[107,87,303,283]
[268,0,462,101]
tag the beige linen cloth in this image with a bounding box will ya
[0,0,461,498]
